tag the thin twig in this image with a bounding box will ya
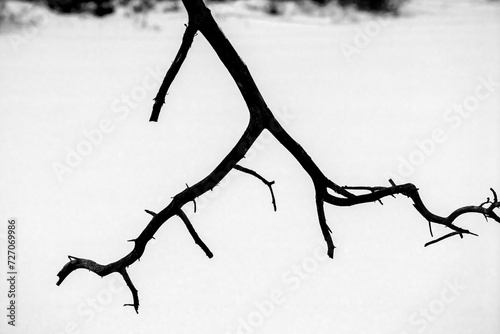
[120,269,139,313]
[491,188,498,203]
[145,209,157,216]
[424,232,473,247]
[234,164,277,211]
[177,209,213,258]
[150,24,197,122]
[315,188,335,258]
[186,183,197,213]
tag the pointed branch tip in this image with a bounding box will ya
[145,209,157,216]
[490,188,498,202]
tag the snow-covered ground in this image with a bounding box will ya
[1,0,499,333]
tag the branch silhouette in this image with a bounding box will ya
[57,0,500,312]
[234,164,277,211]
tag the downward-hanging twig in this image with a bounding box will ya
[57,0,500,312]
[177,209,213,258]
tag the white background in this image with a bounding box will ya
[1,0,499,333]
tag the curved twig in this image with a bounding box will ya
[234,164,277,211]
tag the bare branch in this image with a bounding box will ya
[323,181,496,245]
[120,269,139,313]
[491,188,498,203]
[150,23,197,122]
[145,209,157,217]
[58,0,500,312]
[234,164,277,211]
[425,231,475,248]
[177,209,213,258]
[342,185,384,205]
[342,185,384,192]
[315,188,335,258]
[186,183,197,213]
[479,197,491,208]
[57,121,263,311]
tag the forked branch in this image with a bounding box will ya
[57,0,499,312]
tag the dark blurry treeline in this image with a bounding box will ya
[21,0,403,17]
[268,0,401,14]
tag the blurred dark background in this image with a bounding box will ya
[13,0,405,17]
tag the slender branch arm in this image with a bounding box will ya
[151,24,197,122]
[315,187,335,258]
[121,269,139,313]
[234,164,277,211]
[266,117,354,199]
[177,209,213,258]
[425,232,464,247]
[57,121,264,311]
[324,182,499,247]
[327,182,500,227]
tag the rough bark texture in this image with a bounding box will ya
[57,0,500,313]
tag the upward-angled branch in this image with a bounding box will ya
[151,24,197,122]
[57,121,264,312]
[57,0,500,312]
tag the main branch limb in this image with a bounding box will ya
[57,121,263,311]
[58,0,499,311]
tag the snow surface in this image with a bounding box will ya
[1,0,499,333]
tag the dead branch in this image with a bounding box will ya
[234,164,277,211]
[57,121,263,312]
[150,24,197,122]
[57,0,499,312]
[177,209,213,258]
[121,269,139,313]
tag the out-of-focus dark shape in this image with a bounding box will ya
[338,0,404,13]
[25,0,407,17]
[47,0,114,16]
